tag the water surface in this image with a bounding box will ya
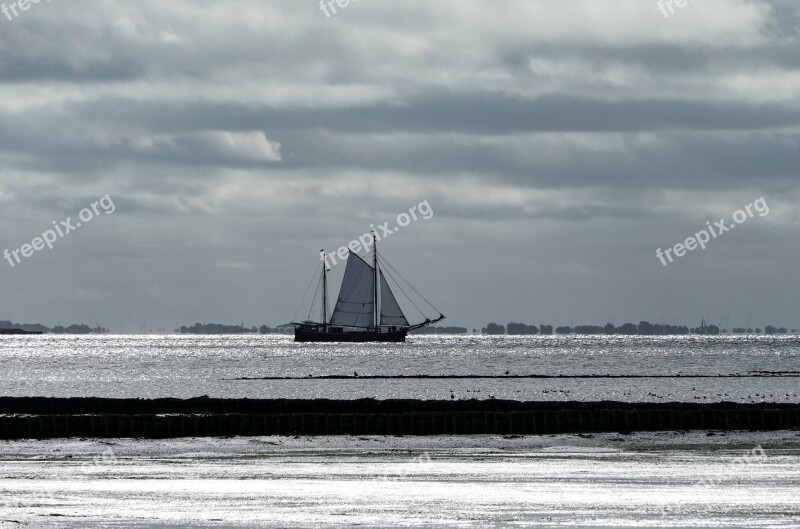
[1,334,798,402]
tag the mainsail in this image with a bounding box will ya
[329,253,374,327]
[329,252,409,328]
[379,270,409,327]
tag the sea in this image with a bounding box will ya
[0,334,799,528]
[1,334,798,402]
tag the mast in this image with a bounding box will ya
[372,230,379,331]
[321,249,328,329]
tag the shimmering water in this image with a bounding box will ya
[2,336,799,528]
[1,334,798,401]
[1,433,799,528]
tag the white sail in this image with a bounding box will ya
[379,270,409,327]
[329,253,375,328]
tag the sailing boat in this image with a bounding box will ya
[292,235,444,342]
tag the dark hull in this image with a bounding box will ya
[0,329,42,335]
[294,328,407,343]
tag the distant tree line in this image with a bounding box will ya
[413,326,468,334]
[0,320,108,334]
[4,317,794,336]
[484,323,553,335]
[177,323,294,334]
[763,326,793,334]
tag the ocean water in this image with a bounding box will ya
[0,433,798,528]
[0,334,798,402]
[1,335,799,528]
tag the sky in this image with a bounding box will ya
[0,0,798,332]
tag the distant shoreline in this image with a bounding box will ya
[1,319,797,337]
[0,329,41,335]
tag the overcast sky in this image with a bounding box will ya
[1,0,798,332]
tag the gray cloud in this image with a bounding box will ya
[0,0,798,330]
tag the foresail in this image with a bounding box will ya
[379,270,409,327]
[330,252,375,328]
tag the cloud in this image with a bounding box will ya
[0,0,798,329]
[130,131,282,164]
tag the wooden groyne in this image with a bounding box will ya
[0,398,798,439]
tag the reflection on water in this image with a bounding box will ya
[0,433,798,528]
[0,334,798,401]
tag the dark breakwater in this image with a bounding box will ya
[0,398,798,439]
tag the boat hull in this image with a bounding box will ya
[294,328,407,343]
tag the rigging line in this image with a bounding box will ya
[377,256,426,319]
[377,254,442,315]
[307,269,323,321]
[293,262,322,322]
[376,255,424,317]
